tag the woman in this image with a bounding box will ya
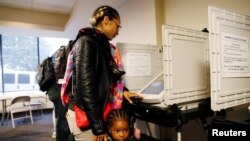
[68,5,142,141]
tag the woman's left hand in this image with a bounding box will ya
[123,91,143,104]
[94,134,108,141]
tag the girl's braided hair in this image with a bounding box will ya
[106,109,134,136]
[90,5,120,27]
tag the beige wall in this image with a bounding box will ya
[0,6,69,37]
[0,6,68,28]
[115,0,250,46]
[163,0,250,31]
[113,0,157,45]
[0,0,250,43]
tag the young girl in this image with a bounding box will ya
[106,109,160,141]
[106,109,137,141]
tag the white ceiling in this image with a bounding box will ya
[0,0,76,14]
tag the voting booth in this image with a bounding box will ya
[117,26,212,141]
[162,25,210,108]
[208,6,250,141]
[208,6,250,111]
[118,26,210,107]
[116,43,163,92]
[117,6,250,141]
[122,26,210,109]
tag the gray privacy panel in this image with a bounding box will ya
[116,43,163,92]
[162,25,210,106]
[209,6,250,111]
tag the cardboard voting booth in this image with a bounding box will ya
[208,6,250,111]
[118,26,210,108]
[117,6,250,141]
[162,25,210,108]
[117,29,212,141]
[116,43,163,93]
[208,7,250,141]
[124,26,210,109]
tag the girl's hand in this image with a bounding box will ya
[123,91,143,104]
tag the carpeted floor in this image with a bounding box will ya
[0,109,55,141]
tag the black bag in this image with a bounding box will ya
[54,44,72,81]
[37,41,73,92]
[37,57,56,92]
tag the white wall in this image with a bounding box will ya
[112,0,157,45]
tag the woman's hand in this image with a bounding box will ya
[134,128,141,140]
[94,133,108,141]
[123,91,143,104]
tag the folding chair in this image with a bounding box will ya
[6,96,34,128]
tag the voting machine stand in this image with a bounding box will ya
[126,98,214,141]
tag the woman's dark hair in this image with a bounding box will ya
[90,5,120,27]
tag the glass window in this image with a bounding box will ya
[18,74,30,84]
[1,34,69,92]
[4,73,15,84]
[2,35,37,92]
[2,35,38,71]
[39,37,69,63]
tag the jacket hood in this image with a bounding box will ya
[70,28,110,52]
[75,28,108,43]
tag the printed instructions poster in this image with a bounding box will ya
[221,32,249,77]
[126,52,151,76]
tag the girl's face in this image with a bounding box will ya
[109,119,130,141]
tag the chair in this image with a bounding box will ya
[6,96,34,128]
[24,96,44,117]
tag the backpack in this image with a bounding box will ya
[37,57,56,92]
[37,41,73,92]
[54,44,72,82]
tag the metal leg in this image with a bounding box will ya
[176,119,182,141]
[11,111,14,128]
[146,122,153,137]
[52,108,56,138]
[177,128,182,141]
[1,99,6,126]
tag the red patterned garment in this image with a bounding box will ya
[110,43,125,109]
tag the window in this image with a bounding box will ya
[18,74,30,84]
[4,73,15,84]
[39,37,69,63]
[2,35,38,71]
[0,34,69,92]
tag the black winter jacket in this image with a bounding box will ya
[73,28,115,135]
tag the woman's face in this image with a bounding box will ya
[109,119,130,141]
[101,16,121,40]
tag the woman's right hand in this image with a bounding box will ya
[123,91,143,104]
[94,133,108,141]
